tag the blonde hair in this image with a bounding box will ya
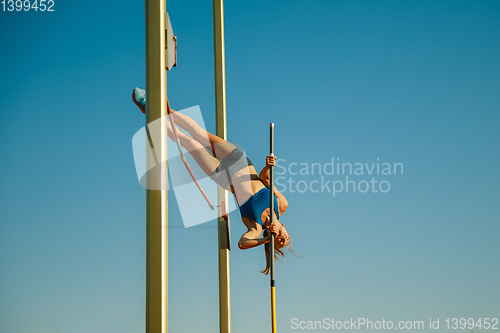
[260,229,296,275]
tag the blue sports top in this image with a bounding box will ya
[238,187,280,227]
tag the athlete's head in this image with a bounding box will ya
[275,223,290,248]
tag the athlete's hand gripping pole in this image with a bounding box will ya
[166,99,215,210]
[269,122,277,333]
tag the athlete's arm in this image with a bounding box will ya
[258,155,273,187]
[259,155,288,215]
[238,227,270,249]
[276,191,288,216]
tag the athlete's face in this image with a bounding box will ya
[275,224,289,248]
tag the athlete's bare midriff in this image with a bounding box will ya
[228,165,267,205]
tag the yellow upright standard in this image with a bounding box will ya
[213,1,231,333]
[145,1,168,333]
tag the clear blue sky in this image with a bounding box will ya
[1,0,499,332]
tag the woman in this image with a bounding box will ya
[133,87,291,274]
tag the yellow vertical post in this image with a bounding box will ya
[213,1,231,333]
[145,1,167,333]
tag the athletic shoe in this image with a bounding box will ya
[132,87,146,114]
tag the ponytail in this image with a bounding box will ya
[260,230,286,275]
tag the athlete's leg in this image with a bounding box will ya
[132,87,237,161]
[167,121,234,192]
[165,121,220,176]
[168,107,236,160]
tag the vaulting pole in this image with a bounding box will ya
[269,123,277,333]
[213,1,231,332]
[145,0,168,332]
